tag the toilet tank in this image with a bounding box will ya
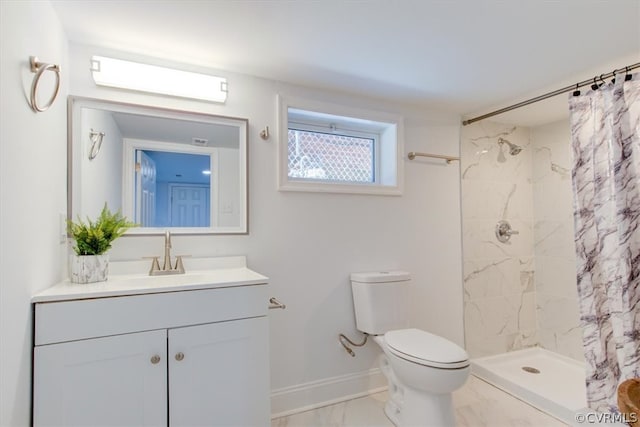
[350,271,410,335]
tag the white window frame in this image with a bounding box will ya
[277,95,404,195]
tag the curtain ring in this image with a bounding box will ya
[29,56,61,113]
[572,84,581,97]
[599,74,606,86]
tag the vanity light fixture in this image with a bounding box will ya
[90,56,228,103]
[202,170,212,175]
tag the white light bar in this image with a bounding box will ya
[90,56,227,103]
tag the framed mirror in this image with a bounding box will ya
[68,96,248,235]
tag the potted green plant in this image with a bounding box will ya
[67,204,136,283]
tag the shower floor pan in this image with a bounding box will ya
[472,347,589,425]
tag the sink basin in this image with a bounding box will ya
[618,378,639,427]
[116,271,243,288]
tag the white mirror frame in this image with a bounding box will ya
[67,96,248,235]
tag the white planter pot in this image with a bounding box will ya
[69,254,109,284]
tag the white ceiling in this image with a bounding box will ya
[111,111,240,148]
[52,0,639,126]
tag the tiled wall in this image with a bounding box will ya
[531,121,583,362]
[460,119,582,361]
[460,122,538,358]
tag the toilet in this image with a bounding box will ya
[351,271,470,427]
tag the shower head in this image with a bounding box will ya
[498,138,523,156]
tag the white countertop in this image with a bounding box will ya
[33,256,269,303]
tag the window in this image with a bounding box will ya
[278,96,403,195]
[287,128,375,183]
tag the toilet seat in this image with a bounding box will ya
[385,328,470,369]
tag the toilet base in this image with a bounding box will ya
[378,352,459,427]
[384,398,401,426]
[382,383,455,427]
[401,387,455,427]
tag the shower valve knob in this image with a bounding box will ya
[496,220,519,243]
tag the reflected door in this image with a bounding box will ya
[169,185,210,227]
[135,150,157,226]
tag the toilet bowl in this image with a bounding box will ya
[350,271,470,427]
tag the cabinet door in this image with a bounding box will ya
[34,330,167,427]
[168,316,269,427]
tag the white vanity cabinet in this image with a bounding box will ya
[34,329,168,426]
[32,265,270,427]
[167,317,268,426]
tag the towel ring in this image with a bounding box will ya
[88,129,105,160]
[29,56,61,112]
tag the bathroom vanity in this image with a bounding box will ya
[31,257,270,427]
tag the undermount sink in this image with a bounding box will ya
[114,269,257,289]
[116,272,224,287]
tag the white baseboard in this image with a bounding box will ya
[270,368,387,419]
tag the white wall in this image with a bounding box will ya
[80,108,123,218]
[0,16,465,421]
[0,2,68,425]
[216,146,241,227]
[68,44,464,413]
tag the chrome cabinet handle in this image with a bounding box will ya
[175,352,185,361]
[150,355,161,364]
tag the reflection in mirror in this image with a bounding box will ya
[68,97,248,234]
[135,150,211,227]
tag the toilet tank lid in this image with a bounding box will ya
[350,271,410,283]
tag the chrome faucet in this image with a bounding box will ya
[148,230,186,276]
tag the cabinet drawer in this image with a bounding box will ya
[35,284,268,345]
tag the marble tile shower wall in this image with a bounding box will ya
[461,122,537,358]
[531,121,582,362]
[460,120,583,362]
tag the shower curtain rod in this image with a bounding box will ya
[462,62,640,126]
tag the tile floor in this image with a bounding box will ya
[272,375,568,427]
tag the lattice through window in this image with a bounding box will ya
[287,129,374,182]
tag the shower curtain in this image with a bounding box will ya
[569,72,640,413]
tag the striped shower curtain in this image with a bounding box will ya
[569,72,640,413]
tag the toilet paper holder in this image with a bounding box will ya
[269,297,286,310]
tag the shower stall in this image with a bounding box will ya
[460,66,639,424]
[460,119,589,424]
